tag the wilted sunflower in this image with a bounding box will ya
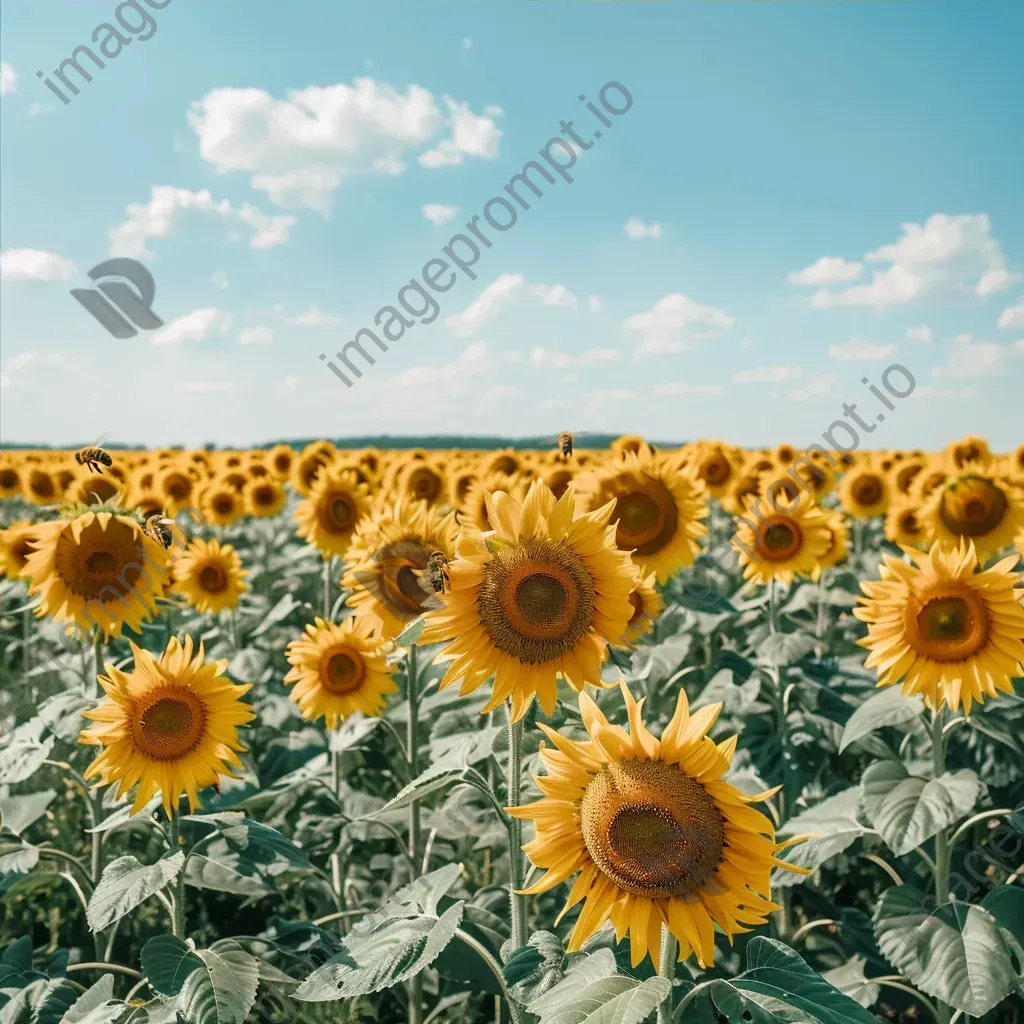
[577,446,707,584]
[511,683,809,968]
[244,477,287,518]
[22,510,170,639]
[920,468,1023,560]
[0,522,39,579]
[294,468,371,559]
[80,635,254,816]
[838,461,891,519]
[854,540,1024,713]
[624,572,663,644]
[284,616,396,727]
[343,498,458,639]
[732,498,832,585]
[419,481,637,720]
[171,538,248,614]
[885,500,928,549]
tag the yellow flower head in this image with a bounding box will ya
[732,498,832,586]
[171,537,248,614]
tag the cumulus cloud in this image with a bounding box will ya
[732,365,802,384]
[0,62,17,96]
[800,214,1019,308]
[787,257,863,286]
[108,186,296,259]
[444,274,580,338]
[0,248,76,282]
[789,373,838,402]
[152,308,230,346]
[624,218,662,240]
[827,340,896,361]
[624,293,735,360]
[997,296,1024,330]
[238,324,273,345]
[386,340,490,393]
[417,97,502,168]
[210,269,229,290]
[531,283,577,310]
[907,325,932,343]
[930,333,1006,379]
[285,305,343,326]
[422,204,460,227]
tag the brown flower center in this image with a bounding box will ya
[133,690,206,760]
[939,476,1008,538]
[755,519,803,561]
[908,588,990,662]
[612,480,678,556]
[198,563,228,594]
[320,645,366,695]
[852,475,884,507]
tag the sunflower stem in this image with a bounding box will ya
[406,644,424,1024]
[329,731,347,934]
[322,556,334,620]
[506,707,529,952]
[931,708,952,1024]
[169,807,186,938]
[656,925,677,1024]
[768,579,777,635]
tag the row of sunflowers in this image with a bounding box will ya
[1,434,1022,1024]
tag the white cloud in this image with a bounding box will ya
[907,324,932,343]
[285,305,343,327]
[930,333,1006,379]
[787,256,863,286]
[152,308,230,346]
[827,340,896,361]
[181,381,233,392]
[1,248,76,281]
[422,204,460,227]
[652,382,725,396]
[587,295,602,313]
[108,186,295,259]
[386,340,490,390]
[238,324,273,345]
[0,62,17,96]
[446,273,524,337]
[624,293,735,360]
[997,296,1024,330]
[530,347,621,369]
[417,97,502,168]
[805,214,1019,308]
[624,218,662,240]
[789,373,838,402]
[1,351,81,389]
[27,102,53,117]
[210,269,229,290]
[732,365,802,384]
[911,385,980,401]
[531,283,577,310]
[188,79,500,212]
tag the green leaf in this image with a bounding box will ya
[0,786,56,835]
[38,692,94,742]
[820,956,879,1009]
[184,852,270,898]
[758,632,815,668]
[693,669,761,716]
[861,762,984,857]
[682,938,878,1024]
[839,686,926,753]
[773,787,875,885]
[86,852,184,931]
[177,941,259,1024]
[181,813,311,868]
[247,593,300,639]
[56,975,121,1024]
[503,931,568,1005]
[141,936,204,997]
[0,728,54,784]
[0,844,39,882]
[394,617,425,646]
[873,884,1020,1016]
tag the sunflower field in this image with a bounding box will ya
[1,435,1022,1024]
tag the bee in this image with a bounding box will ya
[557,432,574,459]
[75,446,113,474]
[422,551,450,596]
[352,540,445,616]
[142,510,175,549]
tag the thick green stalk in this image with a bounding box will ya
[169,809,186,938]
[931,709,952,1024]
[406,645,423,1024]
[506,709,528,951]
[656,925,677,1024]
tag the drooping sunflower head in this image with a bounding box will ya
[510,683,809,969]
[885,500,928,549]
[80,635,255,816]
[624,571,664,644]
[577,446,708,584]
[22,510,171,639]
[284,615,396,728]
[294,468,371,559]
[838,461,891,519]
[920,468,1023,560]
[343,498,458,639]
[0,522,40,579]
[732,498,832,585]
[854,540,1024,713]
[420,480,639,720]
[200,478,245,527]
[171,538,248,614]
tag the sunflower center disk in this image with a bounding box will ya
[479,539,594,663]
[135,693,205,760]
[940,477,1006,537]
[199,564,228,594]
[756,520,802,562]
[853,477,883,506]
[213,495,234,516]
[702,457,731,486]
[321,646,365,695]
[55,519,144,601]
[409,469,441,501]
[330,498,352,526]
[911,590,990,662]
[613,482,678,555]
[580,759,726,899]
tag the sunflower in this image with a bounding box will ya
[284,616,396,727]
[854,540,1024,713]
[79,635,254,816]
[419,480,637,720]
[66,470,121,506]
[291,444,335,497]
[732,498,832,585]
[885,500,928,549]
[393,456,449,508]
[343,498,458,639]
[577,446,707,584]
[0,522,39,579]
[157,466,196,512]
[837,460,890,519]
[911,463,949,505]
[461,472,526,533]
[818,512,850,571]
[510,683,808,968]
[540,464,576,502]
[24,468,60,505]
[482,448,523,479]
[22,510,171,639]
[690,443,740,500]
[0,461,22,499]
[920,468,1023,560]
[200,479,245,526]
[244,477,287,518]
[610,434,648,459]
[294,468,371,559]
[945,435,993,472]
[269,444,295,480]
[448,465,478,508]
[624,572,663,644]
[891,457,927,498]
[171,538,248,614]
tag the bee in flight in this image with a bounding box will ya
[75,446,113,474]
[142,510,176,549]
[421,551,451,596]
[557,432,575,459]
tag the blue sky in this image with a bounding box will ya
[1,0,1022,449]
